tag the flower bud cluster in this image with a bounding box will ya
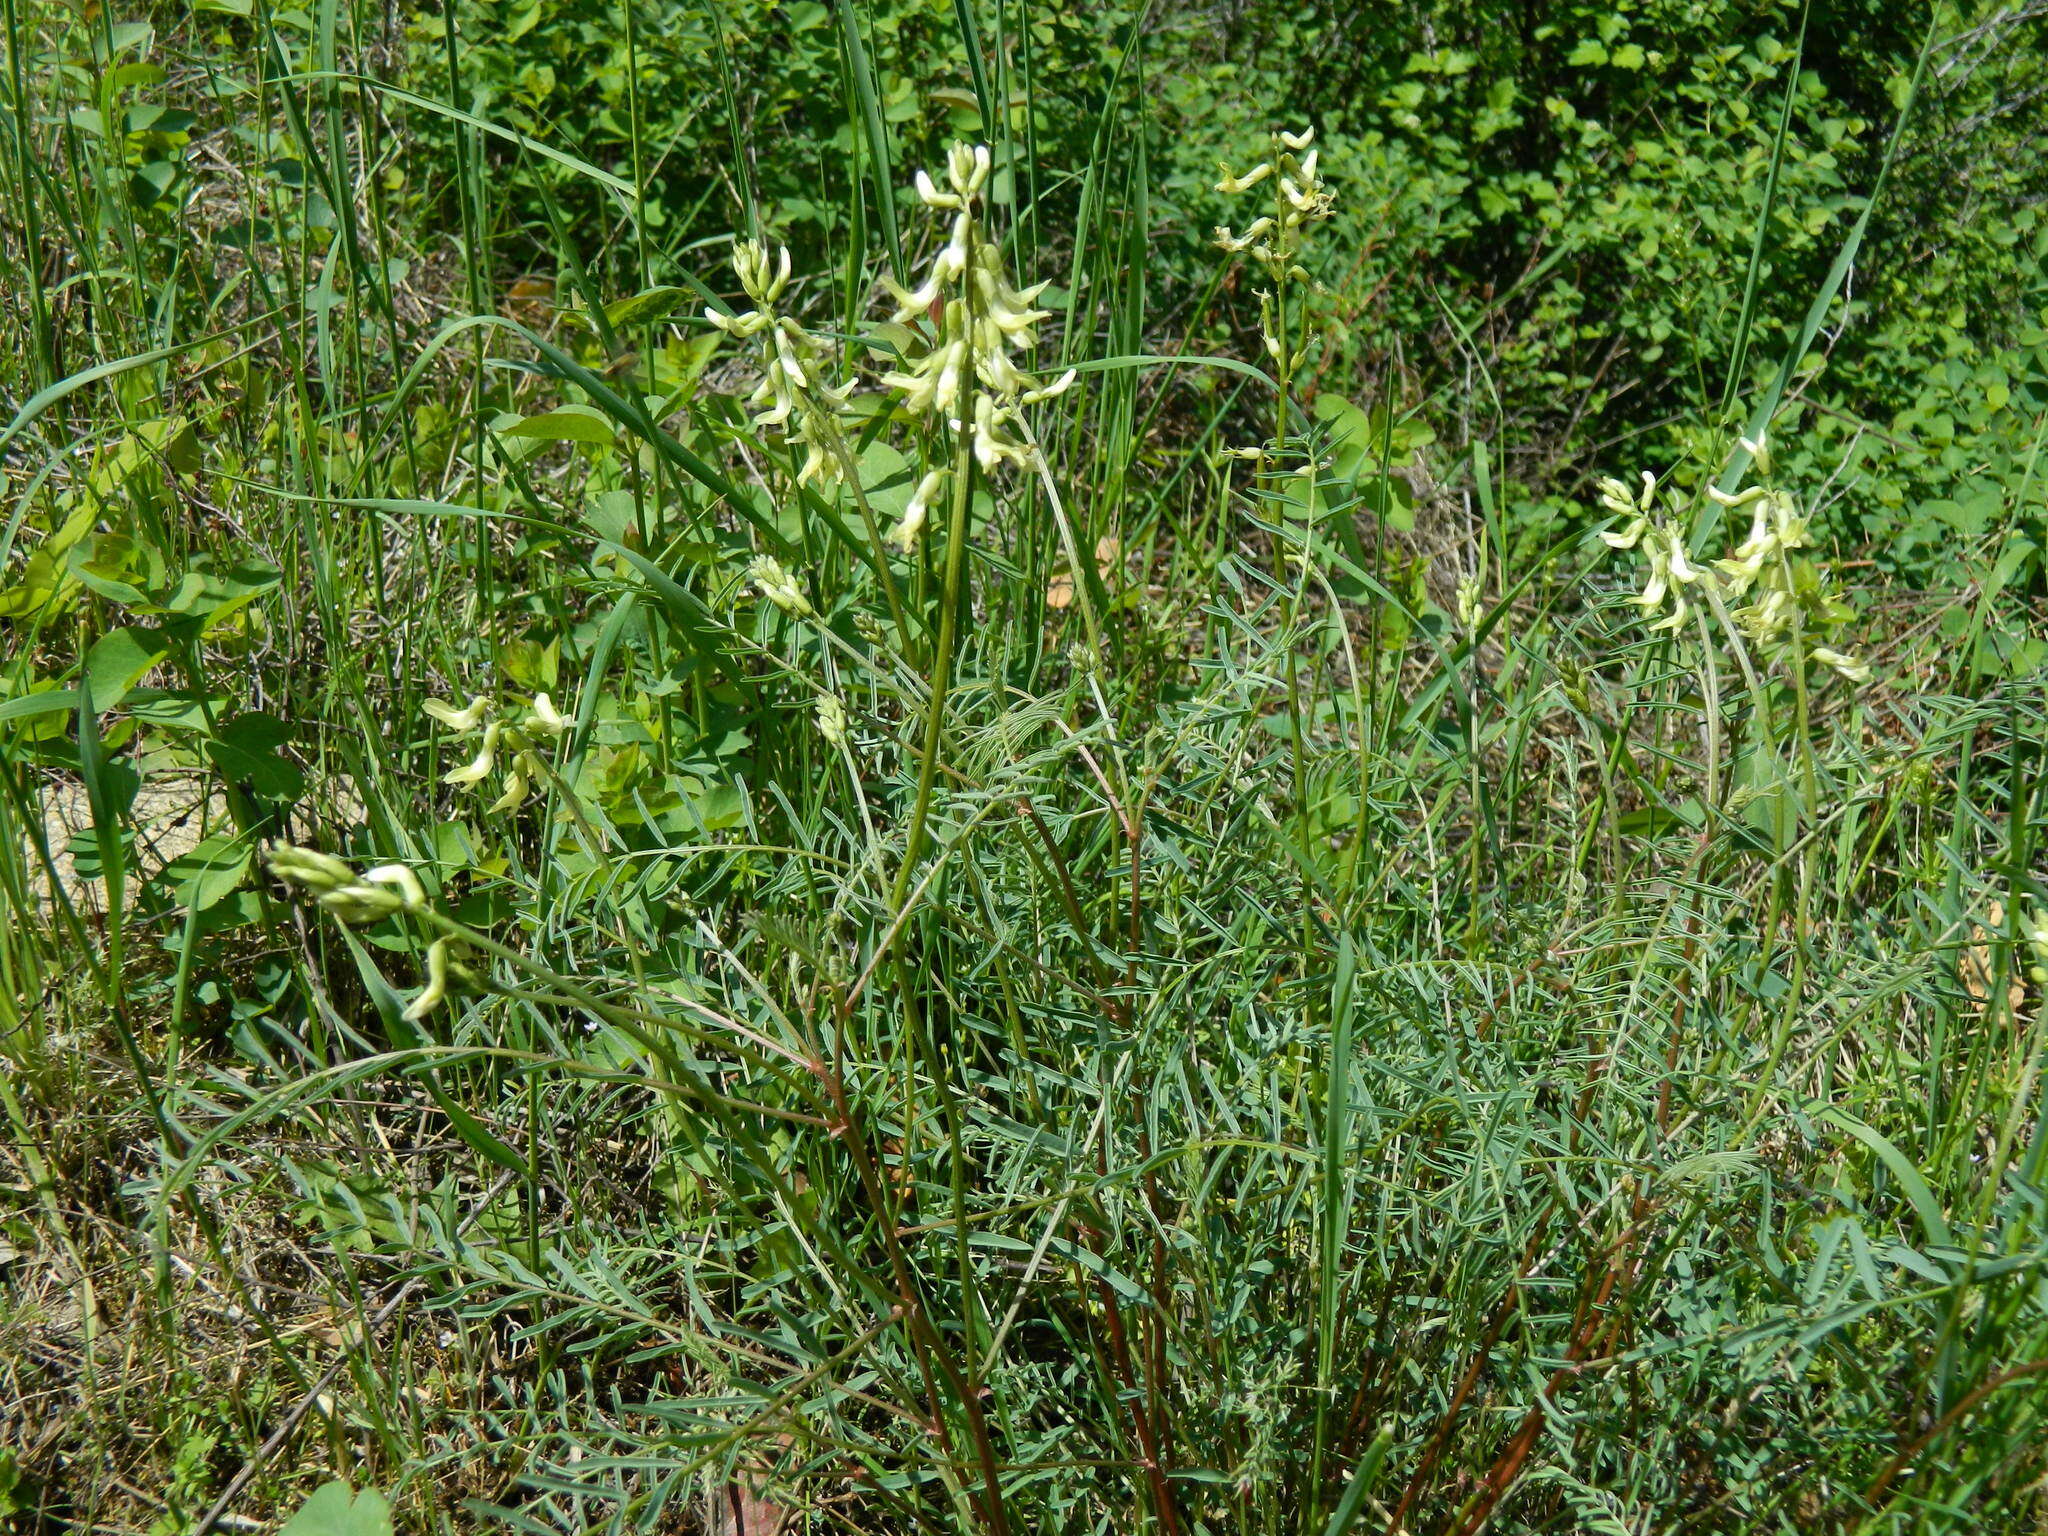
[879,143,1076,478]
[748,554,815,617]
[1597,436,1869,683]
[427,691,570,814]
[265,845,466,1022]
[814,692,848,749]
[707,240,854,488]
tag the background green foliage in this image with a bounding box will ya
[392,0,2048,583]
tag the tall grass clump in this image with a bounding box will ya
[2,3,2046,1535]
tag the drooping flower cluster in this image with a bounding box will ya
[426,691,571,814]
[1598,435,1869,682]
[265,845,469,1022]
[267,843,427,923]
[878,143,1076,493]
[706,240,854,488]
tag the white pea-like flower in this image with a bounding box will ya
[403,938,452,1023]
[1215,161,1273,195]
[890,469,946,553]
[528,693,568,735]
[361,863,428,911]
[442,720,501,786]
[424,695,490,731]
[1810,647,1871,683]
[486,754,532,815]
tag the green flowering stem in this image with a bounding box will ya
[823,430,915,658]
[891,399,979,916]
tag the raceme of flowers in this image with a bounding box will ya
[699,144,1072,572]
[425,690,571,814]
[706,239,854,490]
[1598,436,1869,683]
[1211,125,1335,470]
[878,142,1076,481]
[1214,125,1334,287]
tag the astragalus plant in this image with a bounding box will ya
[2,13,2045,1534]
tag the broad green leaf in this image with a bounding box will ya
[157,834,253,912]
[85,626,170,712]
[603,285,692,328]
[503,403,616,447]
[277,1481,394,1536]
[203,713,304,800]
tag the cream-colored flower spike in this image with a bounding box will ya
[424,689,572,813]
[1213,125,1335,379]
[878,143,1073,473]
[707,239,855,488]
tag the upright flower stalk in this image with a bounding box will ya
[1213,125,1335,496]
[882,143,1072,908]
[709,239,910,646]
[1213,127,1337,915]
